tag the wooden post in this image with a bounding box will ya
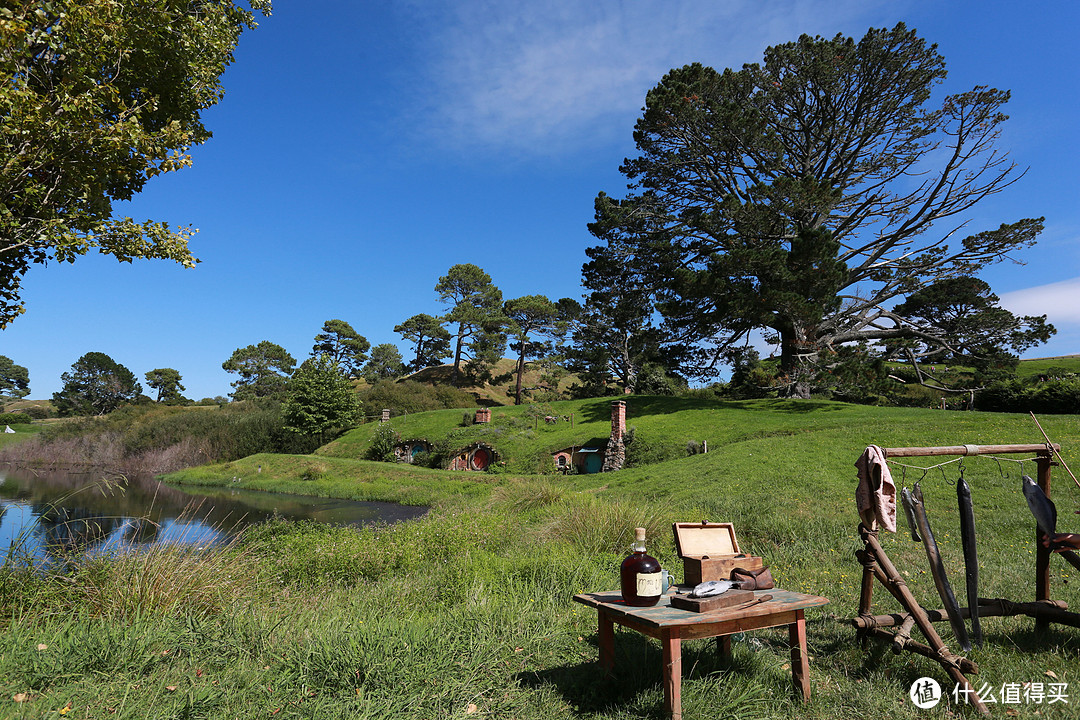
[1035,451,1053,632]
[598,611,614,674]
[715,635,732,662]
[860,526,988,715]
[790,610,811,702]
[661,627,682,720]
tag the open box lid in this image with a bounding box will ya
[672,521,741,558]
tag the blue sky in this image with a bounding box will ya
[3,0,1079,401]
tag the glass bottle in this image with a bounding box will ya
[620,527,663,606]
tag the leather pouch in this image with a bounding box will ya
[731,566,774,590]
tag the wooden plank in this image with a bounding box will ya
[882,443,1056,458]
[573,590,829,630]
[669,589,754,613]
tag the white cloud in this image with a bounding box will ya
[1001,276,1080,324]
[402,0,893,156]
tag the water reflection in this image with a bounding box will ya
[0,469,428,563]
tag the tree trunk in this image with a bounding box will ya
[452,323,466,385]
[514,350,525,405]
[779,325,813,400]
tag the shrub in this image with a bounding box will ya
[978,377,1080,414]
[0,412,30,424]
[367,423,401,462]
[357,379,475,415]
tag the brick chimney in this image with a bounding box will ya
[602,401,627,472]
[610,400,626,443]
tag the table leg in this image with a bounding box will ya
[597,610,614,674]
[789,609,810,702]
[662,627,682,720]
[715,635,732,662]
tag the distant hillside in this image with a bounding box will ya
[404,358,583,406]
[1015,354,1080,378]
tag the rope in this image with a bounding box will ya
[888,453,1044,485]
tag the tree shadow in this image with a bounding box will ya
[577,396,846,424]
[515,630,789,716]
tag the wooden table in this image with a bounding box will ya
[573,589,829,720]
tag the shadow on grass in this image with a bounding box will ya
[515,630,786,717]
[577,396,849,425]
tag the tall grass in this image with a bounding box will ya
[0,403,319,474]
[72,538,264,618]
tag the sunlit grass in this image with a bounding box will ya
[4,400,1080,718]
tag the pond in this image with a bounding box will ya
[0,468,428,563]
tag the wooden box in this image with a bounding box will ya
[673,521,764,586]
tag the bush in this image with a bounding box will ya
[978,377,1080,414]
[0,412,31,424]
[357,379,475,415]
[19,405,53,420]
[5,403,302,473]
[367,423,401,462]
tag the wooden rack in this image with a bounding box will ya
[850,443,1080,716]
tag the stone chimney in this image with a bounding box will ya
[602,400,627,472]
[380,408,390,423]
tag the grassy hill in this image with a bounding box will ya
[8,391,1080,717]
[1014,354,1080,378]
[402,358,582,406]
[157,398,1080,719]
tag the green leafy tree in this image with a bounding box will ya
[0,355,30,402]
[570,246,678,395]
[394,313,451,373]
[589,23,1047,398]
[503,294,569,405]
[890,276,1054,384]
[53,352,141,416]
[222,341,295,402]
[312,319,370,377]
[282,355,362,441]
[434,264,506,384]
[362,343,405,382]
[0,0,271,327]
[144,368,187,405]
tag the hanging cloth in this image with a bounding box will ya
[855,445,897,532]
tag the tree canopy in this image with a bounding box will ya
[571,246,676,395]
[0,354,30,402]
[362,343,405,383]
[395,313,451,373]
[222,341,295,402]
[144,367,187,405]
[503,294,568,405]
[312,319,370,377]
[588,23,1050,397]
[890,276,1053,384]
[281,355,361,440]
[0,0,271,327]
[435,264,506,384]
[53,351,141,416]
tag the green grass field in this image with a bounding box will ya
[4,399,1080,719]
[1014,355,1080,379]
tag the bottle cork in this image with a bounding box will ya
[635,527,646,541]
